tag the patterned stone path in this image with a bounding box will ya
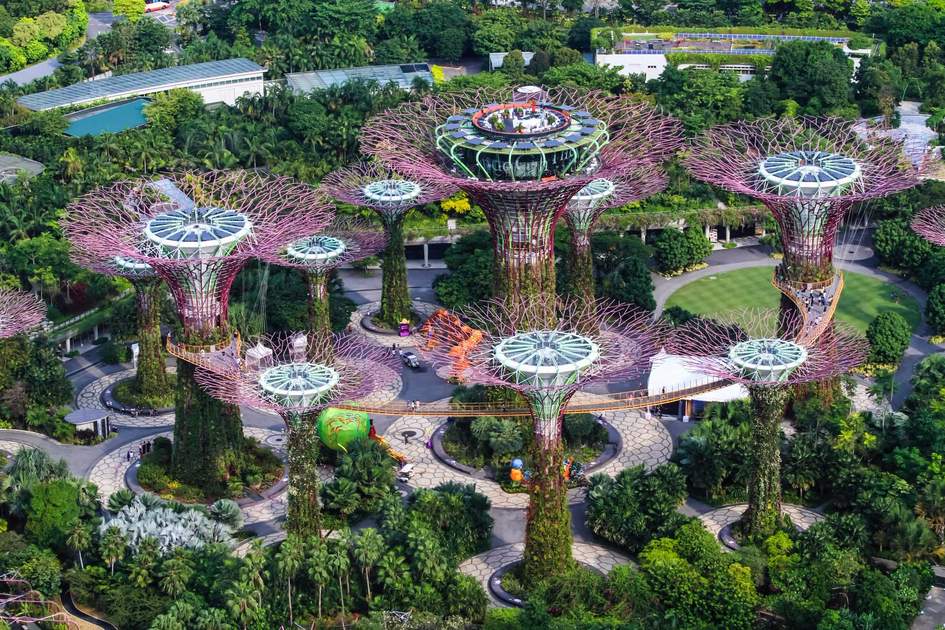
[75,368,175,428]
[86,426,297,525]
[459,542,632,606]
[698,503,824,541]
[349,300,439,348]
[381,392,673,509]
[0,439,26,457]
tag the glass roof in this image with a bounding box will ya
[286,63,432,93]
[18,58,264,111]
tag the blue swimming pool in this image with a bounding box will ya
[65,98,150,137]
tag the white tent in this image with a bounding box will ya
[647,350,747,403]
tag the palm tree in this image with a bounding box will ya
[159,551,194,597]
[59,148,84,182]
[352,528,384,602]
[322,477,359,523]
[328,543,351,630]
[130,536,160,587]
[66,521,91,569]
[100,526,127,576]
[275,536,304,625]
[224,579,260,630]
[918,476,945,544]
[376,551,410,594]
[306,538,331,624]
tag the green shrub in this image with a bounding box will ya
[867,312,912,364]
[563,413,604,444]
[25,479,81,550]
[99,340,130,364]
[926,284,945,335]
[484,607,523,629]
[136,462,170,492]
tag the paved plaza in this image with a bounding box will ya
[698,503,824,541]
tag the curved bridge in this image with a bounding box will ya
[771,270,844,344]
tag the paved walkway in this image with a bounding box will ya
[381,392,672,509]
[458,541,632,606]
[75,368,175,428]
[697,503,823,541]
[86,425,299,525]
[349,300,439,348]
[914,586,945,629]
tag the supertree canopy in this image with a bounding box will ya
[685,117,922,286]
[67,250,170,404]
[911,205,945,246]
[360,86,682,307]
[195,332,400,536]
[261,220,386,344]
[668,309,868,539]
[419,295,665,581]
[321,162,454,328]
[0,289,45,338]
[565,167,670,302]
[65,171,332,492]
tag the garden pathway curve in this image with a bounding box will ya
[458,541,632,607]
[697,503,824,542]
[380,392,672,509]
[75,368,175,428]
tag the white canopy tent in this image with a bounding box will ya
[647,350,748,404]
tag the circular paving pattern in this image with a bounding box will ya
[459,542,632,607]
[697,503,824,548]
[381,393,672,509]
[85,426,313,526]
[349,300,440,348]
[75,368,176,428]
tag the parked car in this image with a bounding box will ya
[401,351,421,369]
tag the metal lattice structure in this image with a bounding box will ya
[419,294,665,579]
[0,573,78,629]
[667,308,868,386]
[194,333,400,535]
[360,87,682,299]
[419,295,665,447]
[321,162,453,325]
[65,171,333,339]
[685,117,923,283]
[911,205,945,247]
[261,220,386,338]
[0,289,45,338]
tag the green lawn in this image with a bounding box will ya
[664,266,921,334]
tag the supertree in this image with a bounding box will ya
[1,573,77,629]
[64,171,332,491]
[419,295,665,581]
[668,309,868,539]
[360,87,682,315]
[0,289,45,338]
[195,332,400,536]
[564,166,670,303]
[321,162,454,328]
[684,118,922,326]
[261,220,386,346]
[67,251,170,403]
[911,205,945,246]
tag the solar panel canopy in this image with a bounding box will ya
[286,63,432,93]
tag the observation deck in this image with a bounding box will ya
[772,271,844,344]
[435,89,609,182]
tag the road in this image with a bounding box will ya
[0,13,116,87]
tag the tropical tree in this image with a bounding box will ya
[224,579,260,630]
[66,521,91,569]
[100,525,127,575]
[306,537,331,622]
[353,528,385,602]
[328,542,352,629]
[275,535,304,625]
[159,551,194,598]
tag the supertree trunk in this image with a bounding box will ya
[379,214,411,328]
[567,226,595,304]
[286,413,322,537]
[741,385,790,540]
[522,393,572,581]
[172,334,244,492]
[133,278,169,400]
[304,270,332,345]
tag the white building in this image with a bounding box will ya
[18,58,265,111]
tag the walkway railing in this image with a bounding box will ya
[167,334,730,417]
[772,271,844,344]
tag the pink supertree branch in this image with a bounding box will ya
[666,308,868,387]
[0,289,46,338]
[64,171,334,336]
[194,332,401,418]
[419,295,666,396]
[320,161,456,223]
[565,164,670,235]
[258,219,387,273]
[912,206,945,247]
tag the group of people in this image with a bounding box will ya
[126,439,154,462]
[797,284,836,332]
